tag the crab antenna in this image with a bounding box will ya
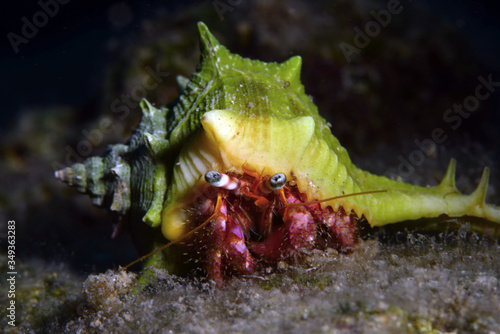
[286,190,387,207]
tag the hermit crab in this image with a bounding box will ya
[55,22,500,285]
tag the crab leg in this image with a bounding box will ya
[281,191,317,251]
[224,215,255,274]
[205,197,227,285]
[249,191,317,261]
[307,204,357,252]
[320,207,357,251]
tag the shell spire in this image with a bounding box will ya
[55,100,170,218]
[55,156,106,206]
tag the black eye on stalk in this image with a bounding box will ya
[268,173,287,190]
[205,171,240,190]
[205,171,222,186]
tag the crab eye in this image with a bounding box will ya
[268,173,287,190]
[205,171,239,190]
[205,171,222,186]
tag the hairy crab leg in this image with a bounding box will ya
[203,172,260,283]
[205,198,228,285]
[249,190,317,261]
[308,205,357,251]
[224,215,255,275]
[323,207,357,251]
[289,190,387,252]
[202,183,256,283]
[280,190,317,251]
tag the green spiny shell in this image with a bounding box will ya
[56,22,500,264]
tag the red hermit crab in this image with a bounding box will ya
[174,169,368,284]
[55,23,500,286]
